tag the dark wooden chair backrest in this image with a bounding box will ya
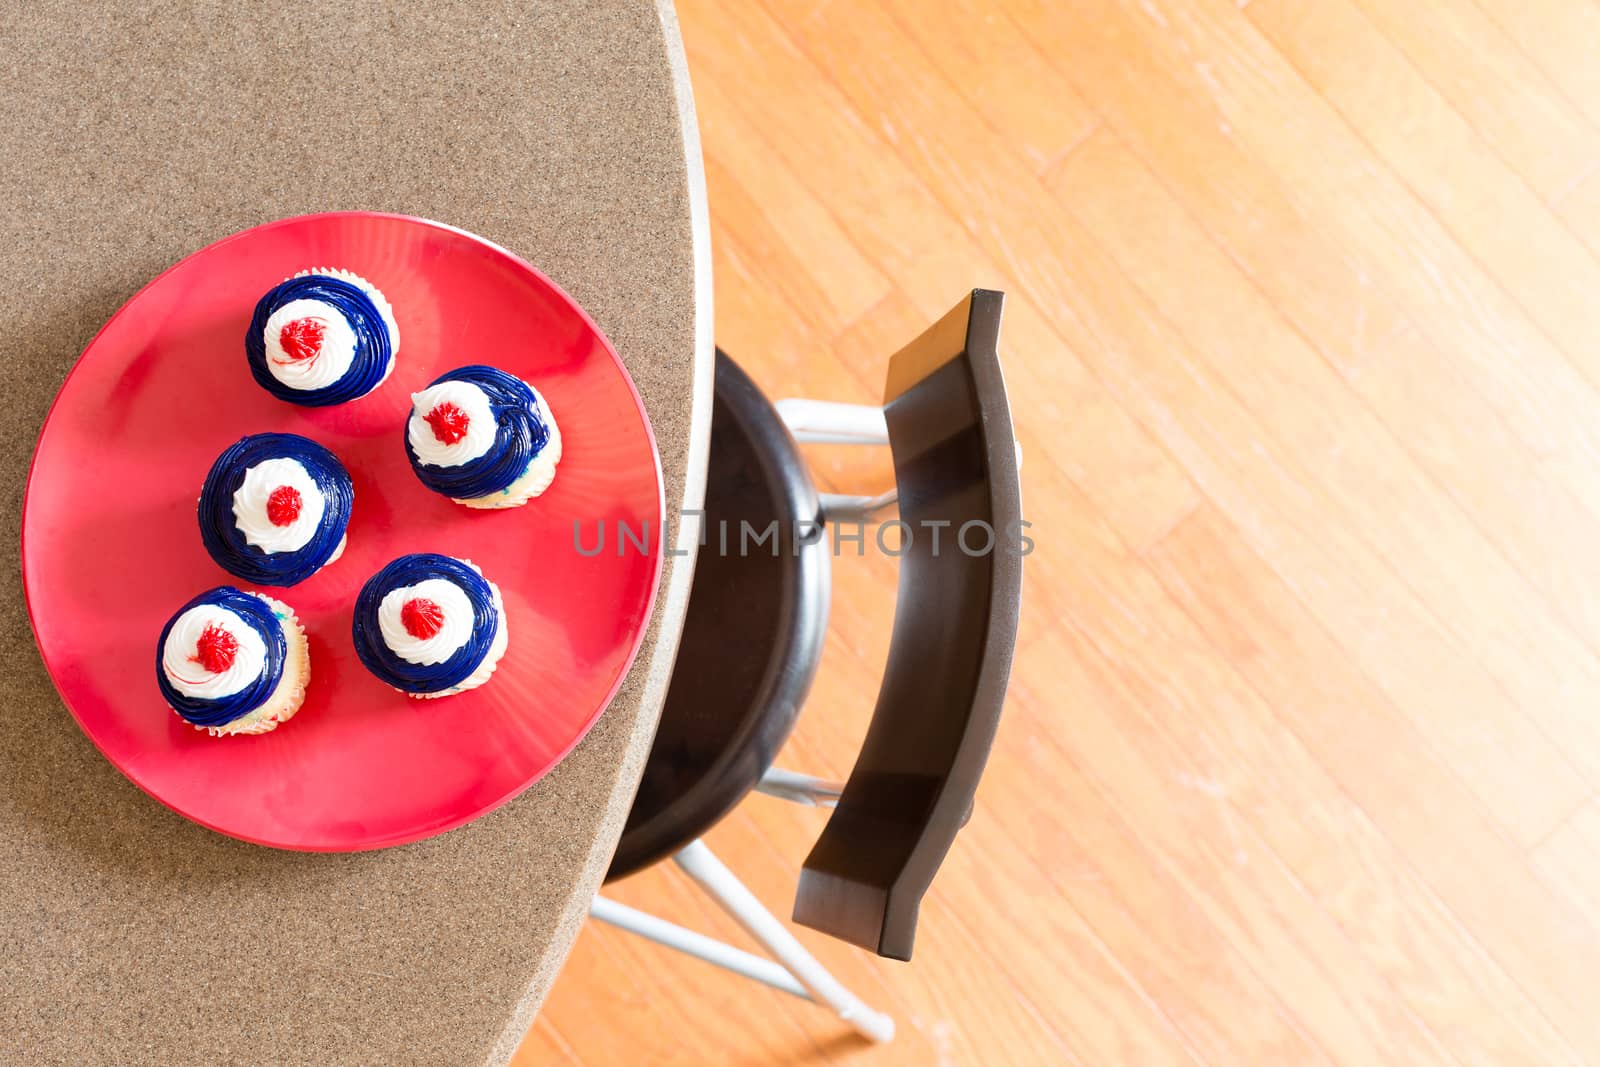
[792,290,1023,960]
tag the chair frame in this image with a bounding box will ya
[590,395,897,1043]
[794,289,1021,960]
[590,290,1018,1044]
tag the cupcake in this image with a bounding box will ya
[351,553,508,699]
[198,433,353,587]
[245,268,398,405]
[156,586,310,736]
[405,365,562,509]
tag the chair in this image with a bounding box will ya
[590,290,1023,1043]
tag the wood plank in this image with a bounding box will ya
[681,0,997,308]
[1006,0,1600,812]
[1146,504,1600,1060]
[1008,0,1600,472]
[1248,0,1600,386]
[530,920,719,1066]
[703,150,881,344]
[1469,0,1600,132]
[695,75,893,336]
[1558,167,1600,255]
[1533,801,1600,932]
[711,805,1068,1066]
[1343,0,1599,199]
[1010,614,1451,1066]
[1015,459,1580,1067]
[507,1016,583,1067]
[1043,128,1592,842]
[601,861,852,1064]
[706,212,890,507]
[867,0,1097,172]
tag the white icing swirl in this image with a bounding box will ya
[160,604,269,700]
[261,298,358,392]
[415,581,508,699]
[407,380,498,467]
[231,457,328,553]
[377,577,475,665]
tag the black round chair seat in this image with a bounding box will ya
[606,351,829,881]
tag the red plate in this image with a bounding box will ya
[22,212,664,851]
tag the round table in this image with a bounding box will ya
[0,3,711,1064]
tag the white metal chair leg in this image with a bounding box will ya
[774,398,889,445]
[816,488,898,520]
[755,767,844,808]
[774,397,897,521]
[591,840,895,1044]
[673,840,895,1043]
[589,895,808,997]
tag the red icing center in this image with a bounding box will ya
[266,485,303,527]
[190,623,240,674]
[278,317,327,362]
[401,598,445,640]
[424,401,471,445]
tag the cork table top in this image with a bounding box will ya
[0,3,710,1064]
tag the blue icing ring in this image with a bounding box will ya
[198,433,353,587]
[246,273,394,406]
[404,365,552,500]
[351,554,501,695]
[156,587,288,729]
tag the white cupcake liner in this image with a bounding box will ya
[456,409,563,510]
[188,595,310,737]
[399,562,508,700]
